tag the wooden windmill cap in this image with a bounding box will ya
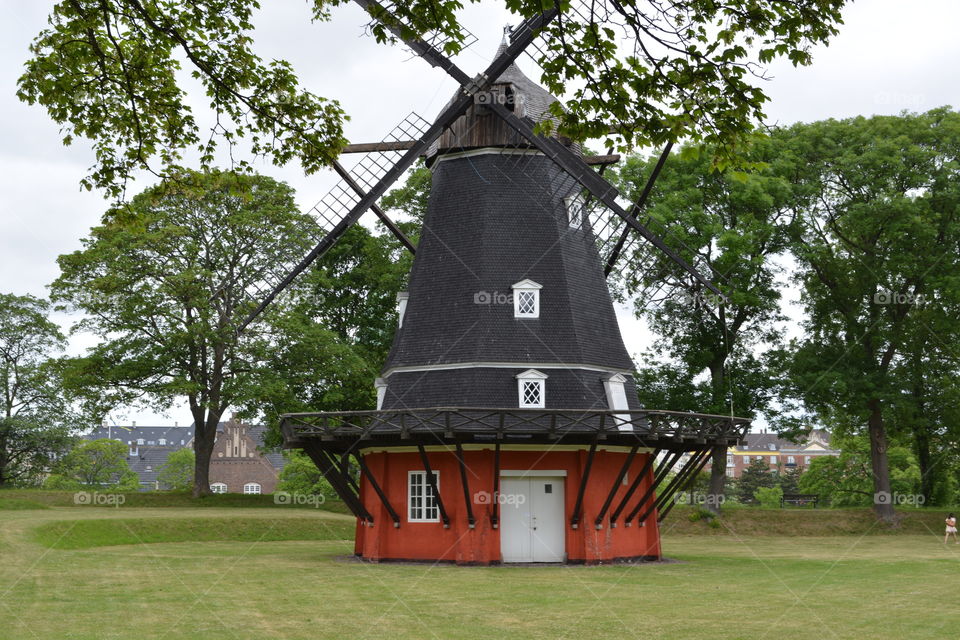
[425,28,579,163]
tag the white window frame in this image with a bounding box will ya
[396,292,409,327]
[743,456,750,464]
[375,378,387,410]
[408,470,440,522]
[787,456,796,465]
[516,369,548,409]
[511,279,542,319]
[158,438,166,445]
[564,193,585,228]
[603,373,632,431]
[137,438,144,445]
[805,456,812,465]
[211,483,228,494]
[770,455,777,464]
[243,482,261,495]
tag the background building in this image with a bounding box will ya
[726,430,839,478]
[84,417,284,492]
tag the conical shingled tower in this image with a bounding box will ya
[379,60,640,411]
[281,36,749,565]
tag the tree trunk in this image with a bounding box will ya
[191,406,223,497]
[867,398,895,522]
[913,424,933,505]
[705,444,727,515]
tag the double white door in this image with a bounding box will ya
[500,476,565,563]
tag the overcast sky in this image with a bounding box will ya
[1,0,958,428]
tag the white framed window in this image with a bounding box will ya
[787,456,796,465]
[511,279,542,318]
[603,373,632,431]
[516,369,548,408]
[768,443,776,450]
[564,193,585,228]
[396,292,409,327]
[137,438,144,445]
[243,482,261,495]
[211,483,228,494]
[743,456,750,464]
[805,456,812,465]
[375,378,387,410]
[408,471,439,522]
[770,456,777,464]
[726,455,733,467]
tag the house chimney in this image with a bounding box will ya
[174,421,178,427]
[132,421,136,427]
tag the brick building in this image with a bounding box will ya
[84,418,284,492]
[725,429,839,478]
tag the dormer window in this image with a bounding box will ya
[512,279,542,318]
[564,193,585,229]
[603,373,633,432]
[375,378,388,410]
[516,369,547,408]
[396,292,409,327]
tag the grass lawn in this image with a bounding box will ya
[0,502,957,639]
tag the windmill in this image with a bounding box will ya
[250,1,749,564]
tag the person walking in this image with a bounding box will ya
[946,513,958,544]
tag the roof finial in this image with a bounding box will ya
[502,24,512,45]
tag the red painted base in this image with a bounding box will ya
[354,446,662,565]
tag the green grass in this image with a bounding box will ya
[1,505,957,639]
[0,488,351,513]
[32,515,355,549]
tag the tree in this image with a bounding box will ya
[0,293,76,487]
[783,109,960,521]
[239,221,414,448]
[754,485,783,508]
[276,451,337,499]
[51,170,317,496]
[736,457,777,503]
[618,139,801,513]
[158,447,195,491]
[778,467,803,495]
[19,1,844,199]
[798,438,921,508]
[54,438,138,488]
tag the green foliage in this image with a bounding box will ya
[19,1,845,198]
[798,438,921,507]
[736,458,777,503]
[0,293,77,486]
[782,108,960,516]
[778,468,803,495]
[158,448,195,492]
[276,451,337,499]
[55,439,136,488]
[17,1,347,198]
[754,485,783,508]
[50,169,324,494]
[41,474,82,491]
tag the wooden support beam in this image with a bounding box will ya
[303,442,372,523]
[624,450,683,525]
[594,443,640,528]
[455,440,476,528]
[610,448,659,526]
[569,438,597,529]
[657,450,715,522]
[491,440,501,529]
[357,453,401,527]
[417,444,450,528]
[637,448,709,525]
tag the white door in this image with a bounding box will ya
[500,476,565,562]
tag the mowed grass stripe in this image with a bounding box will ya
[32,515,355,549]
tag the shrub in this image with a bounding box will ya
[754,486,783,509]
